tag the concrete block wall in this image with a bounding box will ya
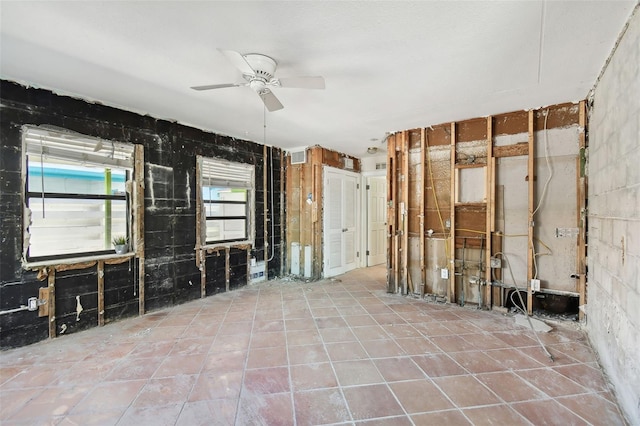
[587,6,640,423]
[0,81,284,349]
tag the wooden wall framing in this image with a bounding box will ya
[284,146,361,280]
[386,102,586,316]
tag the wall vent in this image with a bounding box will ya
[290,150,307,164]
[343,157,354,170]
[375,162,387,170]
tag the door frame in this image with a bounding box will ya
[361,169,387,267]
[322,166,361,277]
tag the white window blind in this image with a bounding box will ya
[201,157,254,189]
[24,126,134,169]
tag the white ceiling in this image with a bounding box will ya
[1,1,636,158]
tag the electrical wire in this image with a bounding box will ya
[530,109,553,279]
[495,231,552,279]
[264,106,276,263]
[533,109,552,216]
[424,133,450,262]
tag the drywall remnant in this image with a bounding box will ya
[75,295,83,321]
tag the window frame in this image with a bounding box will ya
[21,125,137,264]
[197,156,255,247]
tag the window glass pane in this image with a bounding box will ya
[206,219,246,242]
[204,202,246,217]
[202,186,247,202]
[200,156,253,245]
[27,160,128,196]
[27,198,127,257]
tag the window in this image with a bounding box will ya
[23,126,135,261]
[199,156,254,245]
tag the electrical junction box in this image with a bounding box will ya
[530,279,541,292]
[490,257,502,268]
[27,297,38,311]
[440,268,449,279]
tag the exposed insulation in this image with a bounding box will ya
[388,102,584,314]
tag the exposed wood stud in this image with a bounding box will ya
[48,269,56,339]
[134,144,145,315]
[311,148,320,277]
[310,148,318,276]
[300,151,307,274]
[97,260,105,326]
[420,127,426,296]
[578,100,587,320]
[138,256,145,315]
[527,109,535,315]
[402,131,409,295]
[38,287,49,317]
[485,116,494,308]
[449,122,456,303]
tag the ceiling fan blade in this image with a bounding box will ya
[191,83,243,91]
[218,49,256,76]
[277,76,325,90]
[258,90,284,112]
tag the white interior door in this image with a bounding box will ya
[324,167,359,277]
[367,176,387,266]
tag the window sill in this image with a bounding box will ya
[199,242,254,251]
[23,252,136,270]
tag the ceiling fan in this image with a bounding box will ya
[191,49,325,112]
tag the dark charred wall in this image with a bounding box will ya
[0,80,284,349]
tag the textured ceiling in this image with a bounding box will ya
[0,1,636,157]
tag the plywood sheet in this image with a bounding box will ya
[457,117,487,143]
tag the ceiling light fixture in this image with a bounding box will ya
[367,146,378,155]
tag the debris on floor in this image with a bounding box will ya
[514,313,552,333]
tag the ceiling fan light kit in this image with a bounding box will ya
[191,49,325,112]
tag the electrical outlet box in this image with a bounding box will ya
[440,268,449,279]
[27,297,38,311]
[490,257,501,268]
[530,279,541,292]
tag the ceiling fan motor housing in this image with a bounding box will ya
[244,54,277,81]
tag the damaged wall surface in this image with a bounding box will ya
[587,6,640,423]
[285,146,360,280]
[0,81,284,349]
[386,102,586,317]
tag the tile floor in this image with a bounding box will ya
[0,266,628,425]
